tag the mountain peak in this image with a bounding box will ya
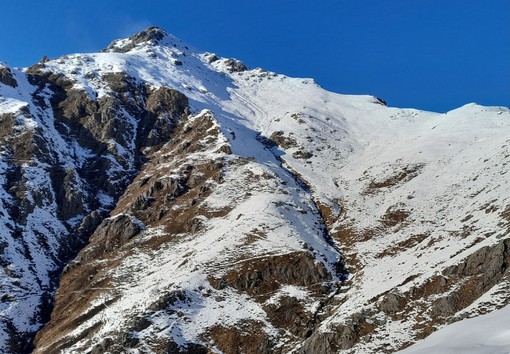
[103,26,189,53]
[130,26,167,44]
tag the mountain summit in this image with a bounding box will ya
[103,26,189,54]
[0,27,509,354]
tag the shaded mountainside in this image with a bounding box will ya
[0,27,509,353]
[0,51,189,352]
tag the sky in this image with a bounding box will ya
[0,0,508,112]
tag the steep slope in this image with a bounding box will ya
[0,27,509,353]
[0,42,190,352]
[30,29,345,354]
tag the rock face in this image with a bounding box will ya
[33,105,343,353]
[0,67,17,87]
[0,57,188,353]
[0,27,509,354]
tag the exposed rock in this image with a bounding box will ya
[205,53,219,63]
[431,293,459,318]
[380,203,410,227]
[224,58,248,73]
[300,328,354,353]
[374,96,387,106]
[33,109,231,353]
[147,290,188,311]
[104,26,167,53]
[264,296,313,337]
[378,292,405,315]
[94,214,144,252]
[366,163,424,192]
[443,239,510,279]
[270,130,299,149]
[48,167,85,221]
[0,67,17,87]
[209,251,332,295]
[165,342,208,354]
[129,26,166,44]
[3,26,509,354]
[367,237,510,349]
[142,86,189,146]
[77,210,103,237]
[208,321,274,354]
[292,150,313,159]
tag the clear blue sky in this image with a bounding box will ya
[0,0,508,112]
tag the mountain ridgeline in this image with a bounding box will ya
[0,27,509,353]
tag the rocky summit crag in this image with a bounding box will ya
[0,27,509,353]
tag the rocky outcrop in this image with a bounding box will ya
[300,327,354,353]
[224,58,248,73]
[93,214,144,252]
[104,26,168,53]
[305,238,510,353]
[209,251,332,295]
[208,321,274,354]
[0,67,17,87]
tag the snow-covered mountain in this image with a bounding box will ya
[0,27,509,353]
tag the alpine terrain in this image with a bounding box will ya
[0,27,509,353]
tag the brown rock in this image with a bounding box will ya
[0,67,17,87]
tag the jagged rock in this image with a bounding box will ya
[142,87,189,146]
[77,210,103,236]
[269,130,298,149]
[216,144,232,154]
[95,215,144,251]
[431,293,459,318]
[104,26,167,53]
[130,26,166,44]
[299,313,377,353]
[0,67,17,87]
[224,58,248,73]
[264,296,313,337]
[147,290,188,311]
[299,324,357,353]
[443,239,510,279]
[205,53,219,63]
[374,96,387,106]
[378,292,404,315]
[209,251,333,294]
[292,150,313,159]
[208,321,274,354]
[48,167,85,220]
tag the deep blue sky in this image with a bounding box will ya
[0,1,508,112]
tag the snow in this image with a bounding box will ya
[1,28,509,353]
[54,107,342,350]
[398,304,510,354]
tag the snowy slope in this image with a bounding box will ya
[209,56,510,352]
[397,303,510,354]
[36,108,342,353]
[1,27,509,353]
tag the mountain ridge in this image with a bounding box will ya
[0,26,509,353]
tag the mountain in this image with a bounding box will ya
[0,26,509,353]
